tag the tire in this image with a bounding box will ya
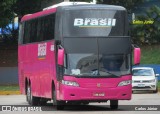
[26,84,40,106]
[52,88,65,110]
[153,87,158,93]
[39,100,47,106]
[26,84,31,103]
[26,85,30,102]
[110,100,118,109]
[82,102,89,105]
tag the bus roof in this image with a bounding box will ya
[58,4,126,11]
[21,3,126,22]
[21,8,57,22]
[21,2,94,22]
[43,2,95,10]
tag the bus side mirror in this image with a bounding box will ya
[58,48,64,66]
[134,48,141,65]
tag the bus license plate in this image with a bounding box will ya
[138,84,145,87]
[93,93,105,97]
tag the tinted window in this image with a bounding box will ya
[64,54,131,77]
[23,13,55,44]
[18,23,24,44]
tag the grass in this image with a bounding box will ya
[158,81,160,88]
[0,85,19,91]
[141,45,160,64]
[0,85,20,95]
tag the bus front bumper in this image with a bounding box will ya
[59,85,132,101]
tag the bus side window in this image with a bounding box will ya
[46,14,55,40]
[18,22,24,44]
[23,21,31,44]
[43,14,55,41]
[23,13,55,44]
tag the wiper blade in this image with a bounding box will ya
[99,67,119,77]
[104,71,119,77]
[92,69,119,77]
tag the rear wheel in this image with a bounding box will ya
[110,100,118,109]
[52,88,66,110]
[39,100,47,106]
[26,84,40,106]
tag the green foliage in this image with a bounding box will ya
[131,5,160,45]
[14,0,58,16]
[14,0,41,17]
[0,85,19,91]
[97,0,144,13]
[141,45,160,64]
[158,81,160,88]
[0,0,17,28]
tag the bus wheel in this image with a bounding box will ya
[27,84,39,106]
[82,102,89,105]
[39,100,47,106]
[110,100,118,109]
[26,85,30,102]
[52,89,65,110]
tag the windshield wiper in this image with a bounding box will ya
[103,70,119,77]
[92,69,119,77]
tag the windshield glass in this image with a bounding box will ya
[132,69,154,76]
[64,54,131,77]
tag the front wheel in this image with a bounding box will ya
[110,100,118,109]
[52,88,66,110]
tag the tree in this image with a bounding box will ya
[14,0,60,18]
[97,0,144,14]
[0,0,17,28]
[131,5,160,45]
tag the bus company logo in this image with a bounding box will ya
[97,83,101,87]
[74,18,116,27]
[1,106,42,112]
[2,106,11,111]
[38,43,47,59]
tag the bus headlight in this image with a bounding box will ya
[118,80,131,86]
[62,80,79,87]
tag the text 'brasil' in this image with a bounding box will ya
[74,18,116,27]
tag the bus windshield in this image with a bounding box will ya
[64,54,131,77]
[63,37,131,77]
[63,9,128,37]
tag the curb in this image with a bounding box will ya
[0,91,20,95]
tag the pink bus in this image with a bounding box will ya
[18,3,141,110]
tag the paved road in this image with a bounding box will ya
[0,92,160,114]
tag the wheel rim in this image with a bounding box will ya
[27,86,31,103]
[52,90,56,105]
